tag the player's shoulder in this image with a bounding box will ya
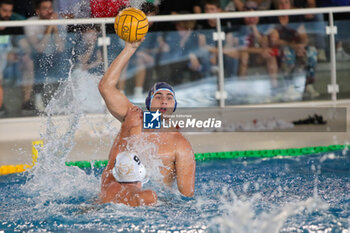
[172,132,192,149]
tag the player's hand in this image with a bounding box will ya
[124,106,143,128]
[125,37,146,49]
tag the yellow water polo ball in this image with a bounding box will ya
[114,7,149,42]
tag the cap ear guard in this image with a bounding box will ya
[145,94,151,111]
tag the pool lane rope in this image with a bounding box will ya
[0,141,349,175]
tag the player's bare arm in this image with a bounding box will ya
[98,40,144,122]
[175,136,196,197]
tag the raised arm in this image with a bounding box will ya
[175,136,196,197]
[98,41,143,122]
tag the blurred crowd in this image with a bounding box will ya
[0,0,350,117]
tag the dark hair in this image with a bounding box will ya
[140,2,158,15]
[34,0,52,10]
[204,0,221,8]
[0,0,14,7]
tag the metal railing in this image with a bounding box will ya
[0,6,349,113]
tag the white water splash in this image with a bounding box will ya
[205,187,329,233]
[21,62,169,209]
[125,134,168,188]
[129,0,148,9]
[22,66,101,208]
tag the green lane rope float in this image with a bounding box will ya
[193,144,348,160]
[0,142,349,175]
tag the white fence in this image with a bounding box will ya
[1,6,350,107]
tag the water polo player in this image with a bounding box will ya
[99,38,195,204]
[100,151,157,206]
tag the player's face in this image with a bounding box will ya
[37,1,54,19]
[150,90,175,116]
[0,3,13,20]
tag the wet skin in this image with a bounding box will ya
[99,41,195,206]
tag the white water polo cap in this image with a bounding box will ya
[112,151,149,185]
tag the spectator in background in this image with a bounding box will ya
[0,0,34,115]
[2,48,22,116]
[268,0,319,99]
[317,0,350,61]
[71,24,104,113]
[273,0,327,62]
[24,0,65,112]
[159,14,208,84]
[74,24,103,75]
[229,1,277,79]
[0,0,14,115]
[0,34,10,116]
[54,0,91,18]
[158,0,201,15]
[229,0,272,11]
[53,0,92,78]
[0,0,24,88]
[157,0,202,31]
[196,0,239,78]
[0,0,24,24]
[196,0,223,77]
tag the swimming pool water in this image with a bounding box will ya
[1,151,349,232]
